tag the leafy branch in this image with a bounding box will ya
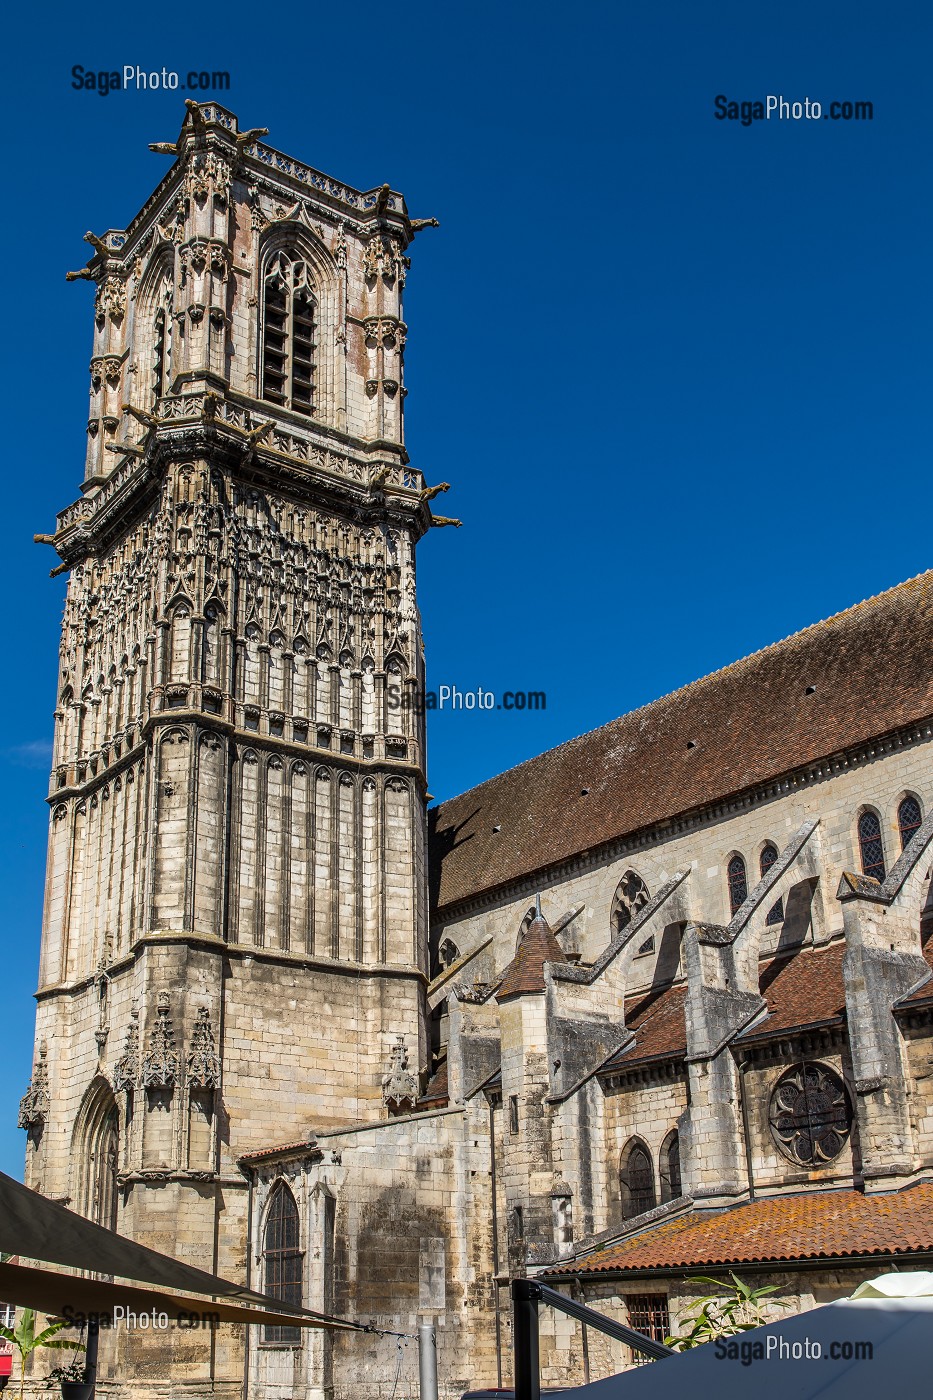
[665,1273,786,1351]
[0,1310,84,1400]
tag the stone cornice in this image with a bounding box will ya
[35,935,428,1002]
[46,716,428,806]
[51,397,428,569]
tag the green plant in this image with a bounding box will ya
[44,1355,89,1388]
[0,1310,84,1400]
[665,1273,786,1351]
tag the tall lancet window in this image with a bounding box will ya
[262,252,316,416]
[152,307,169,402]
[263,1182,303,1342]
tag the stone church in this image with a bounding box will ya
[19,102,933,1400]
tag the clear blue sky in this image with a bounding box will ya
[1,0,930,1179]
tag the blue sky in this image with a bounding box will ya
[1,0,930,1179]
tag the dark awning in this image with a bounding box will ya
[0,1261,355,1331]
[0,1172,365,1331]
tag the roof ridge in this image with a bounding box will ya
[431,570,933,813]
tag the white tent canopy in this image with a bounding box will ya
[558,1275,933,1400]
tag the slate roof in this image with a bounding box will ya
[429,573,933,914]
[543,1182,933,1276]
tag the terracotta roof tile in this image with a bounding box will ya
[497,916,569,999]
[605,983,689,1070]
[741,942,847,1039]
[544,1183,933,1276]
[417,1060,449,1107]
[239,1139,317,1163]
[430,573,933,912]
[604,944,849,1072]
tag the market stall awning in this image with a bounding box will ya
[0,1261,355,1331]
[0,1172,364,1332]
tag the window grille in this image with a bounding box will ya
[261,252,316,416]
[727,854,747,916]
[857,811,886,883]
[263,1183,303,1343]
[898,796,922,850]
[625,1294,670,1365]
[759,843,784,925]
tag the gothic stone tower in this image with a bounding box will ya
[23,101,445,1392]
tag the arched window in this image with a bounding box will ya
[760,842,784,925]
[263,1182,303,1342]
[92,1108,119,1232]
[619,1140,656,1219]
[858,810,886,883]
[152,306,171,401]
[659,1131,681,1203]
[261,251,316,416]
[610,871,650,937]
[898,796,923,851]
[727,854,748,916]
[75,1081,120,1231]
[438,938,460,970]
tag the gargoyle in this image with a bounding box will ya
[430,514,462,528]
[374,184,392,216]
[105,442,146,458]
[122,403,163,431]
[65,268,96,282]
[148,142,179,155]
[236,127,269,151]
[184,99,207,132]
[369,464,392,489]
[419,481,450,503]
[244,419,274,446]
[410,218,440,232]
[83,232,110,259]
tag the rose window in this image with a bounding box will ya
[768,1062,851,1165]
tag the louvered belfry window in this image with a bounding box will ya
[262,252,316,416]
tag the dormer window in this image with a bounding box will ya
[261,251,316,415]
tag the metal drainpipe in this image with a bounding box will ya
[488,1096,503,1387]
[737,1057,756,1200]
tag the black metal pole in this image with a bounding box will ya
[84,1318,99,1397]
[512,1279,540,1400]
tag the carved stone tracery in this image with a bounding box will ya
[142,993,180,1088]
